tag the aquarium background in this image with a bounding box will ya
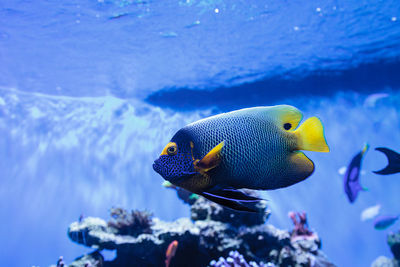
[0,0,400,266]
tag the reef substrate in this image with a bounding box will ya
[372,230,400,267]
[55,192,336,267]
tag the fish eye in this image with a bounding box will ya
[283,123,292,130]
[167,145,177,156]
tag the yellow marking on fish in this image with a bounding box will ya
[161,142,177,156]
[361,143,369,155]
[195,141,225,172]
[293,117,329,152]
[273,105,303,131]
[162,181,175,188]
[190,141,196,161]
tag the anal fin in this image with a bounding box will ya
[199,192,260,213]
[206,187,263,202]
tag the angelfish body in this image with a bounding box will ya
[153,105,329,210]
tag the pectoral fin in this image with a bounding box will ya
[196,141,225,172]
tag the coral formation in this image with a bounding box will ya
[288,211,320,245]
[61,191,335,267]
[209,251,274,267]
[51,251,103,267]
[371,230,400,267]
[107,208,153,236]
[56,256,65,267]
[288,212,312,237]
[388,231,400,260]
[371,256,399,267]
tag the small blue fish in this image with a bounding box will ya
[153,105,329,212]
[109,12,130,20]
[374,147,400,175]
[374,215,399,230]
[343,143,369,203]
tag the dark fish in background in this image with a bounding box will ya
[153,105,329,212]
[344,143,369,203]
[373,215,399,230]
[109,12,130,20]
[373,147,400,175]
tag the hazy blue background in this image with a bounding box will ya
[0,0,399,266]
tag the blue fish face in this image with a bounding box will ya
[153,141,197,184]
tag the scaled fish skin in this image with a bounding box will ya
[153,105,329,212]
[343,143,369,203]
[374,147,400,175]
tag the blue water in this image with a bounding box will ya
[0,1,400,266]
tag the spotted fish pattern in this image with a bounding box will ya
[153,105,329,211]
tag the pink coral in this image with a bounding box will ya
[288,211,317,242]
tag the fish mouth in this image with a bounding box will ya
[153,158,198,184]
[152,160,162,175]
[152,159,178,182]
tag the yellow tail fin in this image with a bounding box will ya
[294,117,330,152]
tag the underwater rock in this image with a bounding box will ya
[50,251,103,267]
[371,230,400,266]
[68,217,120,250]
[209,247,335,267]
[190,191,270,227]
[56,256,65,267]
[389,231,400,260]
[371,256,399,267]
[65,198,335,267]
[68,251,103,267]
[107,208,153,236]
[209,250,274,267]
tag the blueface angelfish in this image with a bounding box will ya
[153,105,330,212]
